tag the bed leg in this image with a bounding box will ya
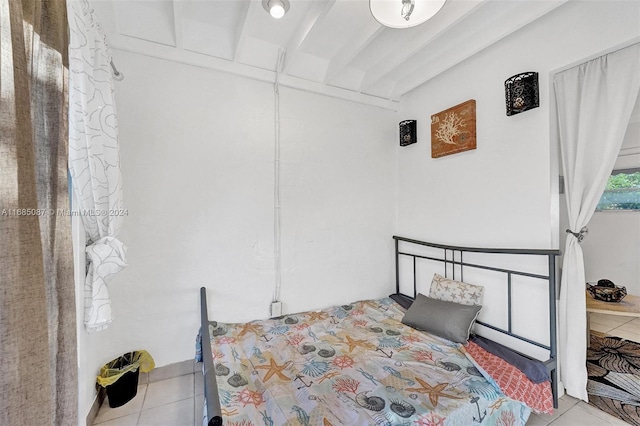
[201,288,224,426]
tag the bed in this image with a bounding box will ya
[197,236,560,426]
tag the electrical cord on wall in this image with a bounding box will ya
[272,49,286,305]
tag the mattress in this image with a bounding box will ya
[199,297,532,425]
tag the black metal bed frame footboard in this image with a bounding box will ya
[200,287,223,426]
[393,236,561,408]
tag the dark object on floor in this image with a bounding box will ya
[587,332,640,425]
[97,351,155,408]
[587,280,627,303]
[106,368,139,408]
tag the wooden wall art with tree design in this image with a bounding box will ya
[430,99,476,158]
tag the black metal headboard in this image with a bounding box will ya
[393,235,561,407]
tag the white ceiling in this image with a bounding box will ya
[90,0,568,109]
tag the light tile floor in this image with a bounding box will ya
[93,371,203,426]
[94,315,640,426]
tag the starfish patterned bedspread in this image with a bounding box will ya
[200,298,531,425]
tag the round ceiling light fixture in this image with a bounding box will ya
[262,0,290,19]
[370,0,446,29]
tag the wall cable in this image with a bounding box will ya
[273,49,286,304]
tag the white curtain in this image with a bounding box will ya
[554,43,640,400]
[68,0,127,332]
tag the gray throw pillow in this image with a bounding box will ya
[401,293,481,344]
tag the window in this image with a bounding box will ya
[596,168,640,211]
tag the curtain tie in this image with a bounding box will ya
[566,226,588,242]
[84,236,128,331]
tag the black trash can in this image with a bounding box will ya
[106,365,139,407]
[97,351,155,408]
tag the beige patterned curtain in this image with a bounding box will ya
[0,0,78,424]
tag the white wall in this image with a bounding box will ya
[395,1,640,355]
[76,49,397,421]
[397,1,640,249]
[110,50,396,361]
[278,88,397,313]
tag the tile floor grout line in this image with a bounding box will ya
[136,384,148,425]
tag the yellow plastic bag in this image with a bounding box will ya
[96,350,155,387]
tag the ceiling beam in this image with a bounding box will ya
[281,0,337,74]
[359,0,485,93]
[232,0,258,62]
[107,34,399,111]
[390,0,568,99]
[324,19,384,85]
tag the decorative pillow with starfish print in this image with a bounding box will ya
[429,273,484,306]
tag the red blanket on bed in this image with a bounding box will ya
[465,341,554,415]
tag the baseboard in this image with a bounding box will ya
[85,387,105,426]
[148,359,197,383]
[87,359,198,425]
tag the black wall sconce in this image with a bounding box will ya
[399,120,417,146]
[505,72,539,116]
